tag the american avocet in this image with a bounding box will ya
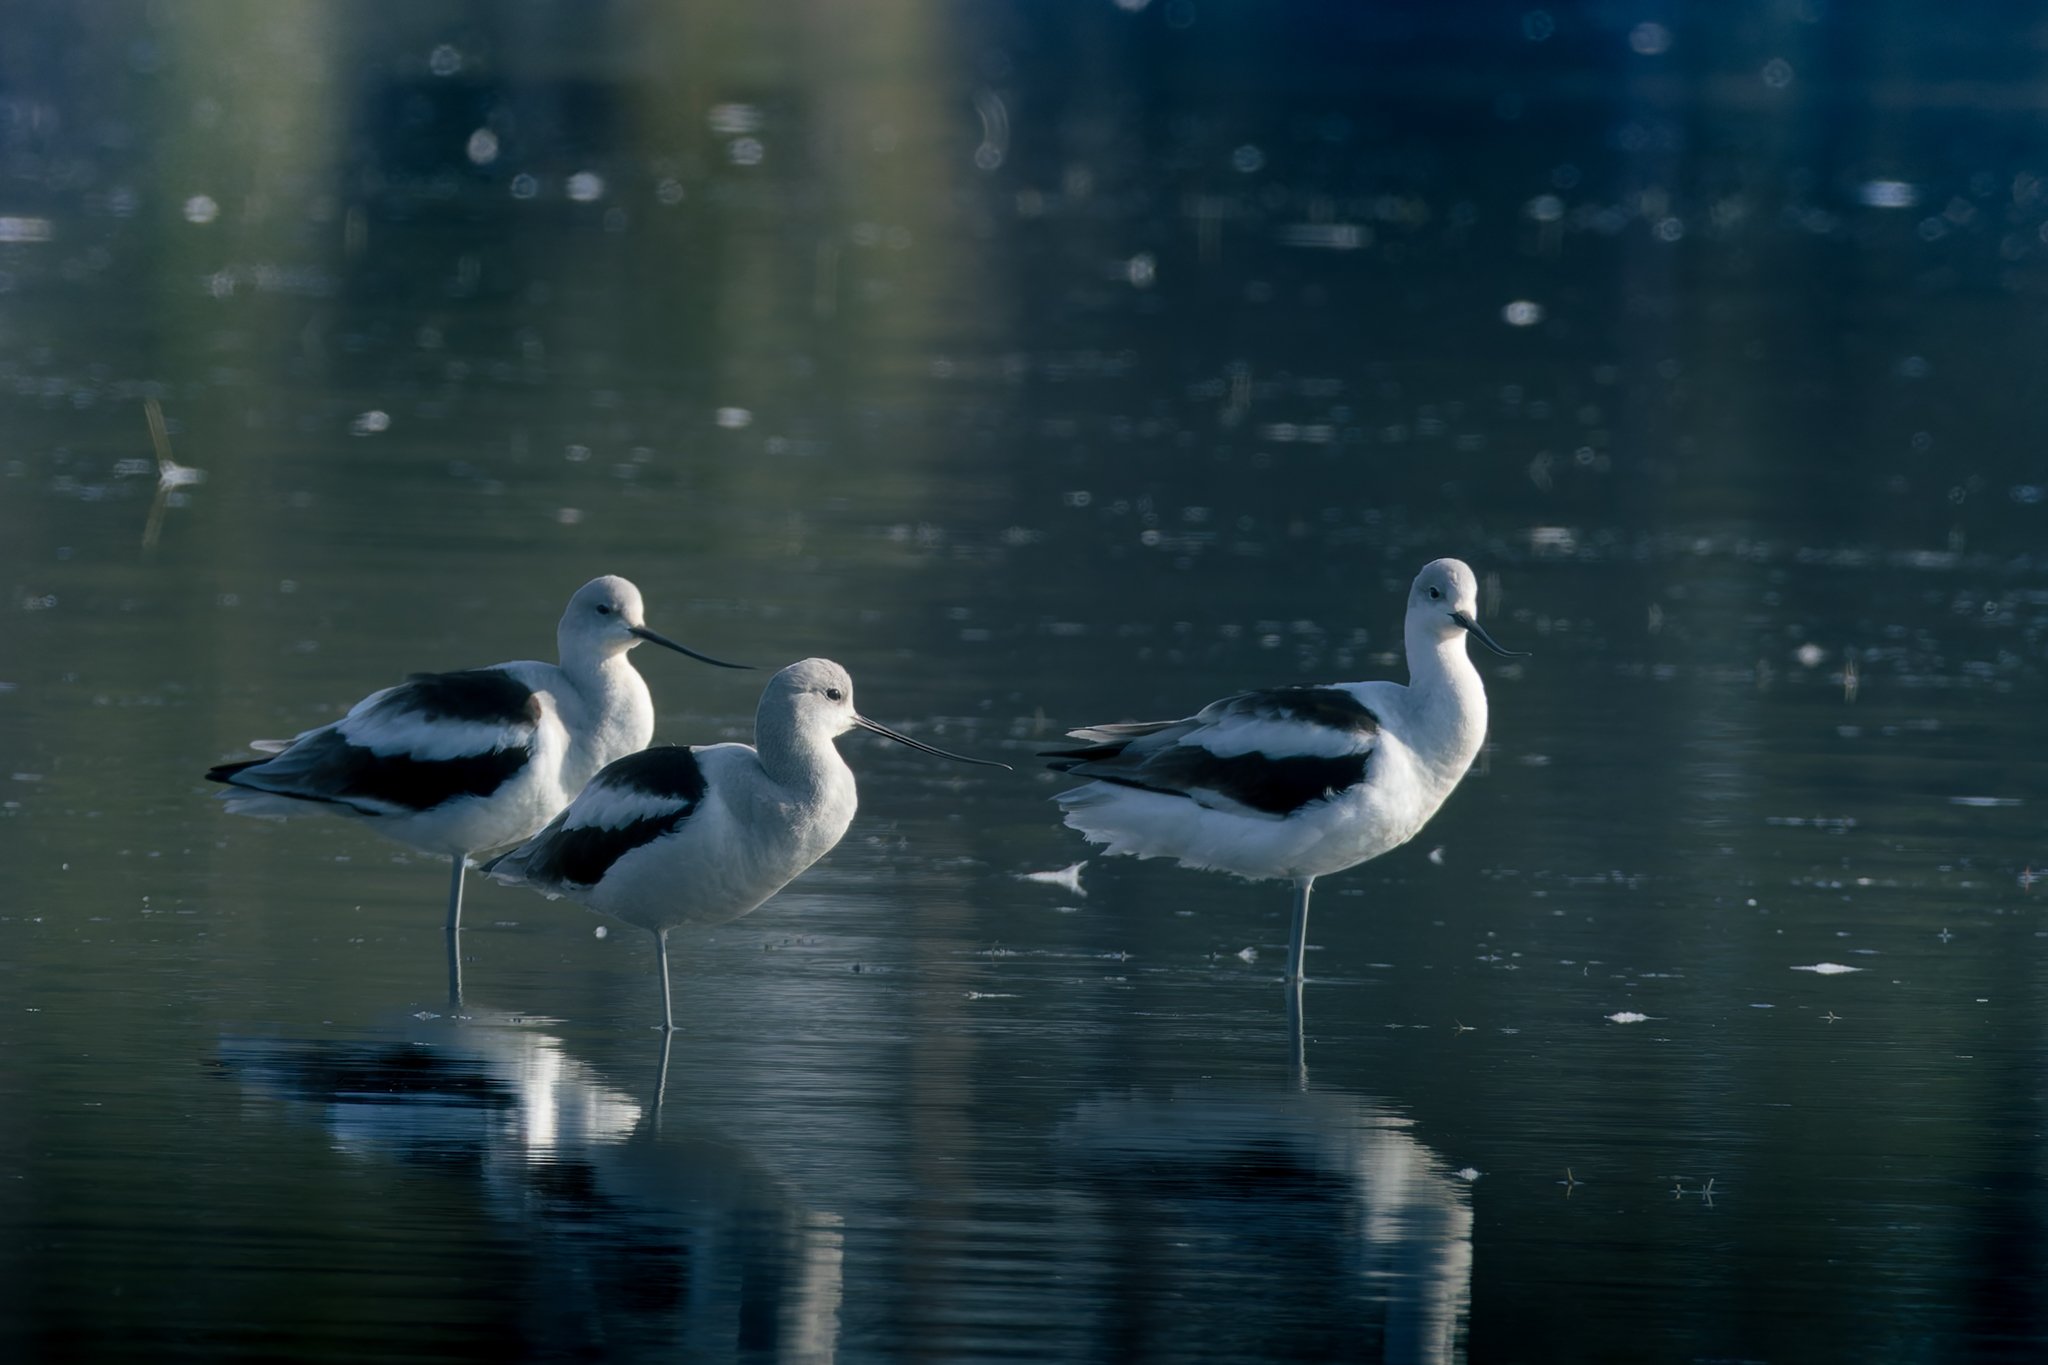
[1043,558,1524,983]
[482,657,1009,1031]
[207,575,748,938]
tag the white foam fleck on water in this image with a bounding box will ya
[1793,962,1860,974]
[1607,1011,1650,1023]
[1017,862,1087,896]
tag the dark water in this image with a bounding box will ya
[5,3,2048,1360]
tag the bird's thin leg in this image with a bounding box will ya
[445,855,467,934]
[445,930,465,1010]
[652,1026,675,1122]
[1286,877,1315,983]
[1285,975,1307,1090]
[444,856,467,1009]
[656,927,676,1033]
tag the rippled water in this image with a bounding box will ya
[5,3,2048,1361]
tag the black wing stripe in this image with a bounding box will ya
[520,813,691,888]
[211,730,532,813]
[1217,687,1381,736]
[381,669,544,727]
[1108,747,1371,816]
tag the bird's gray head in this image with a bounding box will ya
[559,575,751,669]
[1407,558,1526,658]
[769,657,861,735]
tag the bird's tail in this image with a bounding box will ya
[477,843,531,885]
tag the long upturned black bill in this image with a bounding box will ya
[853,714,1012,769]
[1450,611,1530,658]
[629,625,752,670]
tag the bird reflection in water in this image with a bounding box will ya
[1056,1084,1475,1364]
[218,1020,841,1362]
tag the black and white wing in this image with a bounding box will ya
[483,746,709,893]
[207,667,544,816]
[1043,686,1381,818]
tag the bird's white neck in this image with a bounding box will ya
[1403,620,1490,777]
[566,650,655,783]
[754,707,854,804]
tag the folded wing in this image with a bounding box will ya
[206,668,544,817]
[1044,686,1381,818]
[484,746,708,892]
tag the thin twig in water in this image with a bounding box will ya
[140,398,204,551]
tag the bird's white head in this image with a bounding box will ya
[766,657,1010,768]
[561,575,649,659]
[558,575,751,670]
[1407,558,1525,658]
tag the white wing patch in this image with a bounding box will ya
[337,712,536,760]
[561,777,695,832]
[1184,715,1373,761]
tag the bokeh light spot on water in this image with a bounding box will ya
[1761,57,1795,88]
[1502,300,1544,326]
[715,407,753,429]
[465,129,499,166]
[428,44,462,77]
[1277,223,1366,250]
[1858,179,1920,208]
[181,195,218,225]
[1629,22,1671,55]
[566,172,605,202]
[708,103,763,134]
[1231,144,1265,173]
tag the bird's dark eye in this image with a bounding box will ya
[825,687,845,702]
[1427,586,1442,600]
[595,604,614,615]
